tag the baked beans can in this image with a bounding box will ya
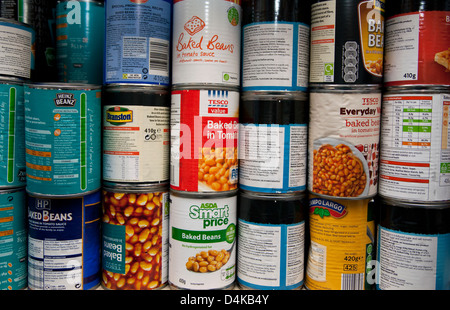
[377,197,450,290]
[241,0,310,92]
[56,0,105,84]
[0,187,27,290]
[169,190,237,290]
[24,83,102,197]
[172,0,242,87]
[104,0,171,86]
[170,87,239,193]
[308,86,382,198]
[101,183,169,290]
[237,190,306,290]
[384,1,450,87]
[309,0,384,85]
[305,193,376,290]
[239,91,308,194]
[27,190,102,290]
[102,85,170,184]
[379,87,450,202]
[0,79,26,188]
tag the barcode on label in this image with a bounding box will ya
[341,273,364,290]
[149,38,169,75]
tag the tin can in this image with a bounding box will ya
[101,183,169,290]
[379,87,450,202]
[384,0,450,87]
[308,86,382,198]
[170,87,239,193]
[377,197,450,290]
[305,193,376,290]
[172,0,242,87]
[0,187,27,290]
[0,78,26,188]
[169,190,237,290]
[0,0,18,19]
[239,91,308,194]
[27,190,102,290]
[104,0,171,86]
[102,85,170,184]
[309,0,384,85]
[237,190,306,290]
[24,83,102,196]
[0,18,34,80]
[241,0,310,92]
[56,0,105,84]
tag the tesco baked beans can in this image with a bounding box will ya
[170,87,239,193]
[172,0,241,87]
[101,183,169,290]
[169,190,237,290]
[384,0,450,87]
[102,85,170,184]
[308,86,382,199]
[379,87,450,202]
[305,193,376,290]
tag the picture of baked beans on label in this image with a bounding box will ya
[198,147,238,192]
[312,138,369,198]
[186,248,232,273]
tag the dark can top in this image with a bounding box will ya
[103,85,169,107]
[242,0,311,25]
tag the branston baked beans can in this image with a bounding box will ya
[376,197,450,290]
[102,85,170,184]
[169,190,237,290]
[101,183,169,290]
[170,87,239,193]
[383,0,450,87]
[308,86,382,199]
[27,190,102,290]
[237,190,306,290]
[379,87,450,202]
[309,0,385,85]
[172,0,242,87]
[305,193,376,290]
[239,91,308,194]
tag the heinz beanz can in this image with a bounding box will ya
[24,83,102,196]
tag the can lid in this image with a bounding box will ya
[171,84,240,92]
[103,181,169,193]
[169,189,237,199]
[241,90,307,101]
[239,189,306,201]
[310,84,382,92]
[384,85,450,93]
[25,82,102,90]
[378,195,449,210]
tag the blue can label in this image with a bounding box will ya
[24,85,101,196]
[104,0,171,85]
[27,191,101,290]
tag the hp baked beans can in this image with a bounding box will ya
[384,0,450,87]
[239,91,308,194]
[27,190,102,290]
[309,0,384,85]
[172,0,242,87]
[101,183,169,290]
[308,86,382,199]
[377,197,449,290]
[103,85,170,184]
[305,193,376,290]
[0,187,27,290]
[104,0,171,86]
[379,87,450,202]
[237,190,306,290]
[169,191,237,290]
[170,87,239,193]
[241,0,310,92]
[24,83,102,196]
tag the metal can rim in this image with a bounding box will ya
[171,84,240,92]
[241,90,308,101]
[378,195,450,210]
[383,85,450,94]
[25,82,102,90]
[0,17,33,30]
[169,189,237,199]
[310,84,382,92]
[239,189,306,201]
[103,182,169,193]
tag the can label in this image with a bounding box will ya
[0,188,27,290]
[172,0,241,86]
[104,0,171,85]
[27,191,102,290]
[24,85,102,196]
[102,188,169,290]
[379,92,450,201]
[308,89,381,198]
[0,82,26,188]
[242,21,310,91]
[103,105,170,183]
[170,89,239,192]
[169,193,237,289]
